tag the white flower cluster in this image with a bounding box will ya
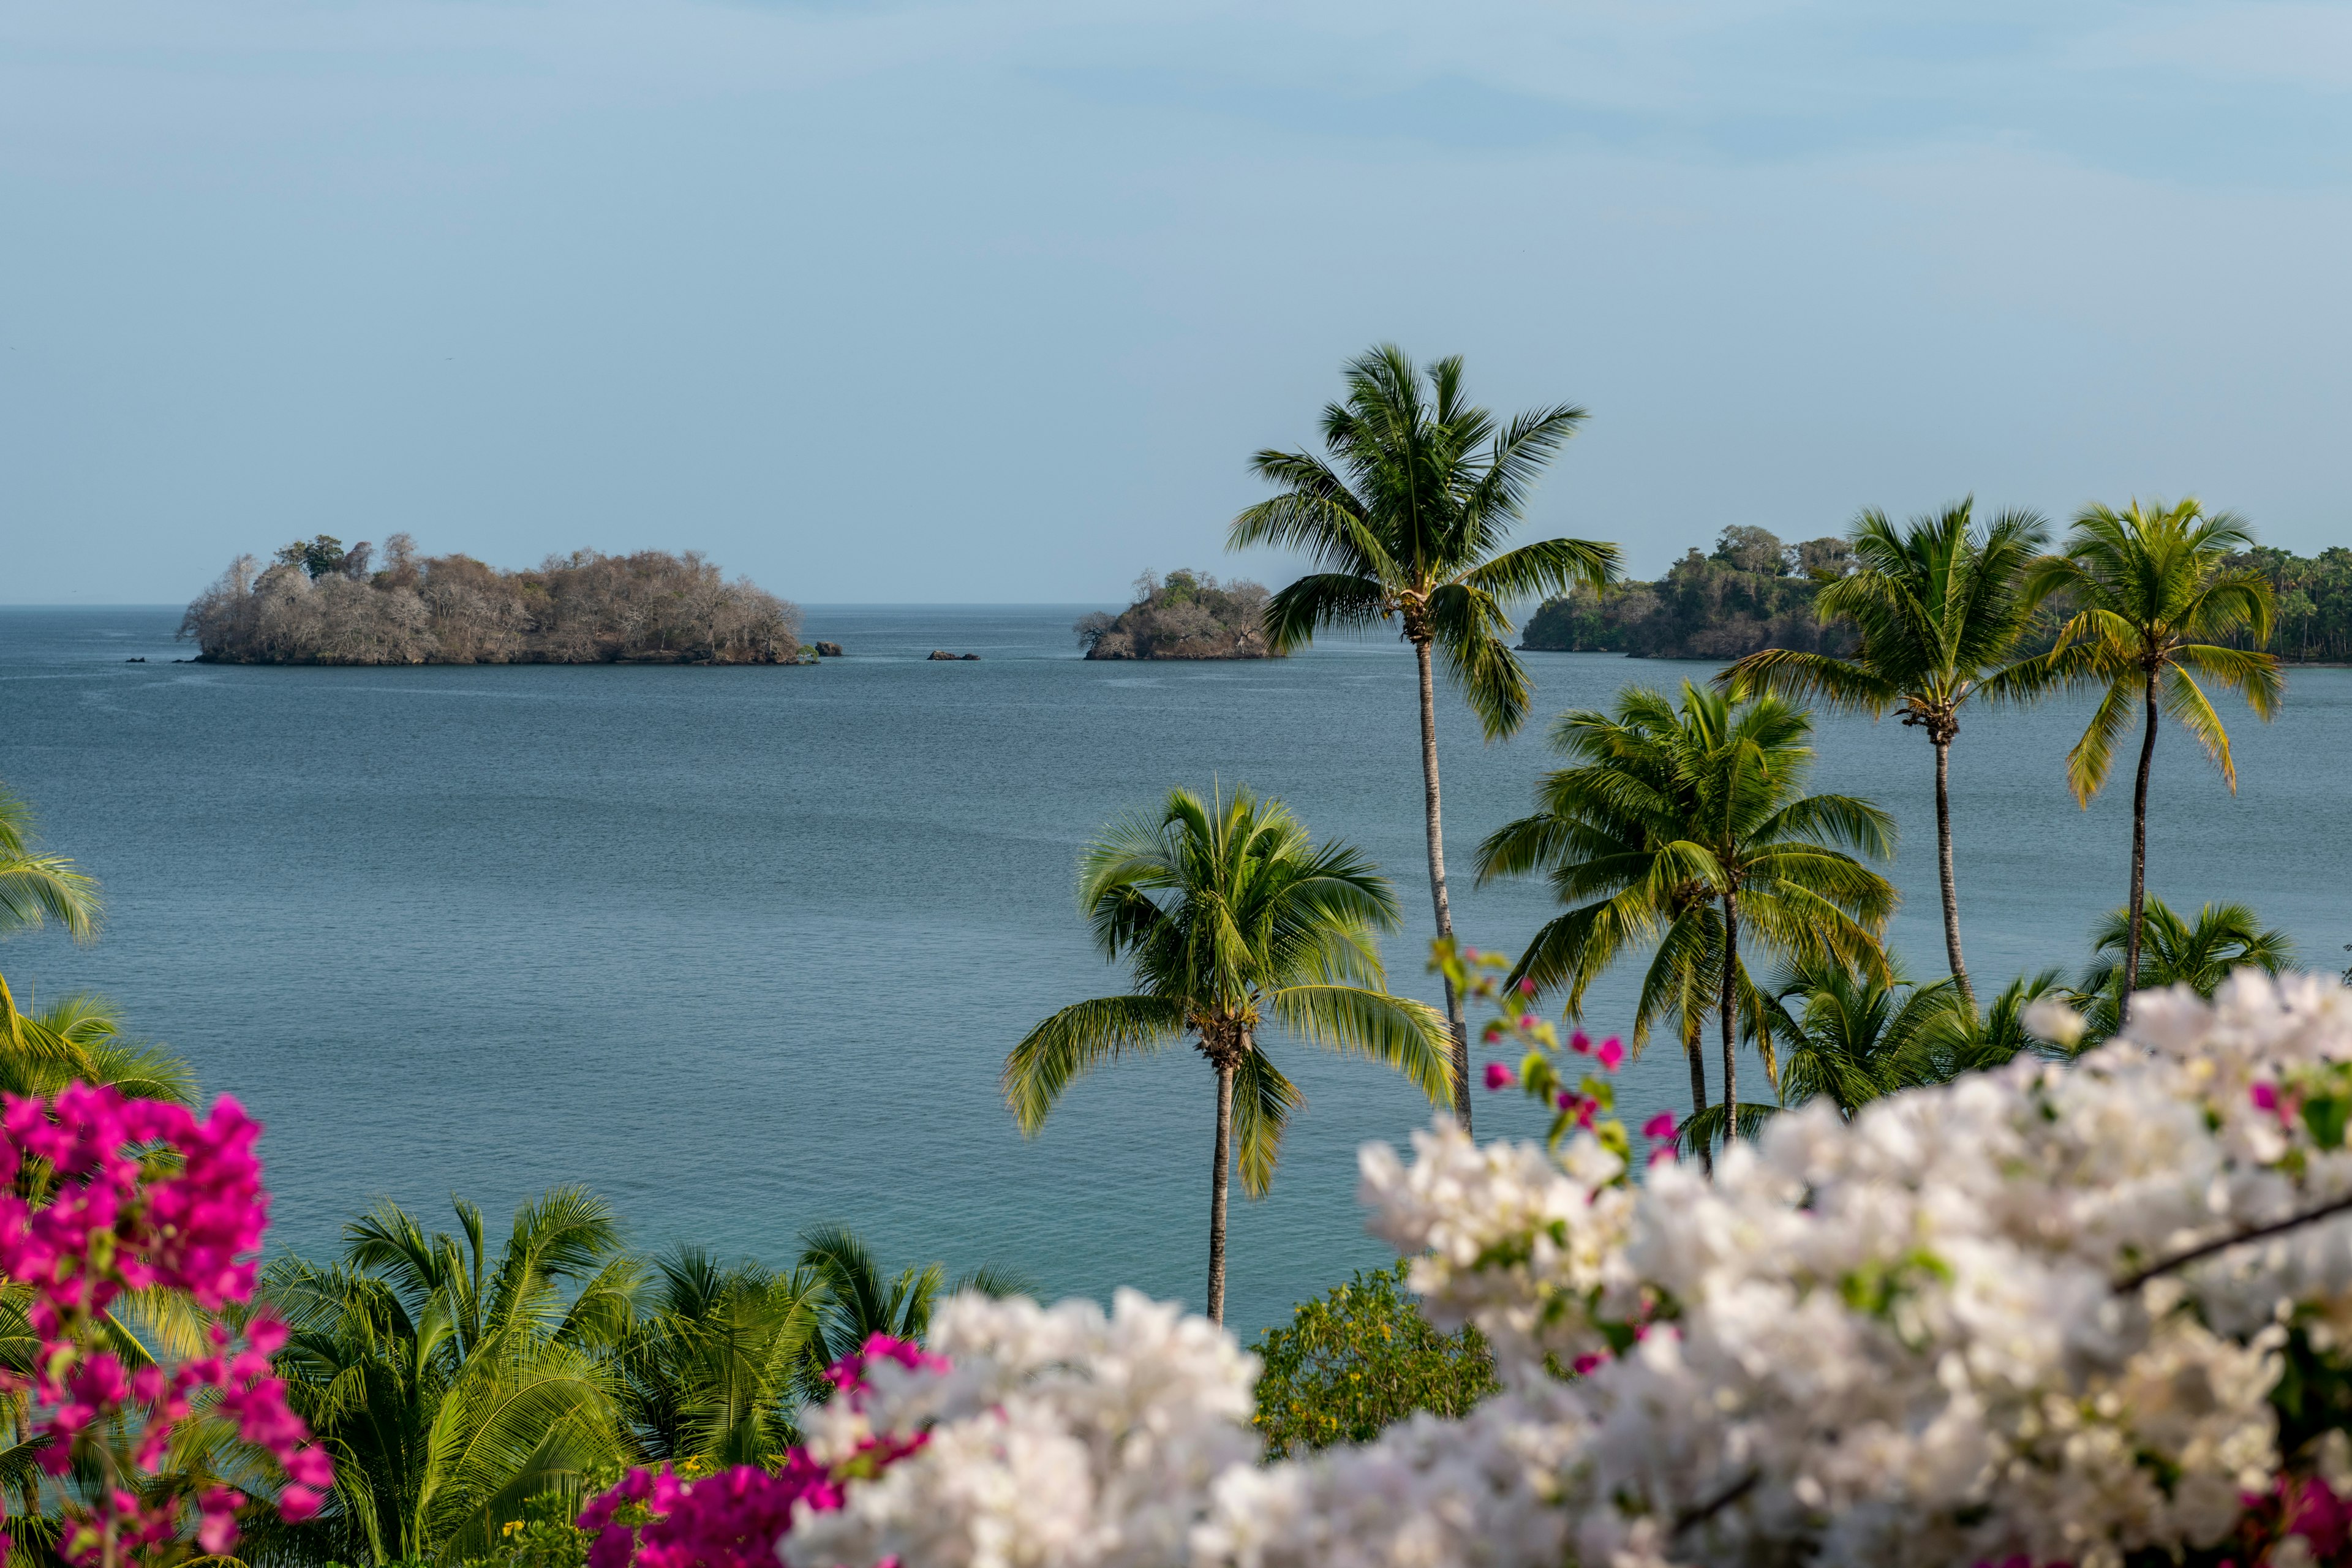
[786,1289,1259,1568]
[1328,971,2352,1568]
[785,974,2352,1568]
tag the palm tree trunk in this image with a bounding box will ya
[1413,636,1471,1130]
[1206,1058,1234,1324]
[1717,892,1739,1158]
[2125,670,2160,995]
[1933,738,1974,1011]
[1685,1007,1711,1179]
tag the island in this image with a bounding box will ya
[1519,526,2351,663]
[1515,527,1859,660]
[179,535,807,665]
[1075,570,1282,660]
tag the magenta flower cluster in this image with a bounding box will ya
[579,1333,947,1568]
[0,1084,334,1565]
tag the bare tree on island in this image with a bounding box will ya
[1227,345,1619,1129]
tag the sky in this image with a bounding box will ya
[4,0,2350,605]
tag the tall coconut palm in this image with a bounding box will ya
[1229,346,1619,1128]
[2072,896,2293,1042]
[1721,500,2048,1008]
[260,1189,640,1564]
[1003,786,1452,1322]
[1996,499,2281,992]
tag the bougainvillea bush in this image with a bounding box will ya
[0,1083,333,1566]
[582,968,2352,1568]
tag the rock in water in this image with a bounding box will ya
[927,649,956,660]
[959,653,979,660]
[815,642,843,657]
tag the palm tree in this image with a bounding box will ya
[1681,688,1899,1134]
[1721,500,2047,1008]
[1229,346,1619,1126]
[1997,499,2282,993]
[261,1189,639,1564]
[1753,956,1967,1122]
[1003,786,1452,1322]
[793,1225,1029,1393]
[1474,692,1748,1172]
[0,785,105,1052]
[1477,683,1895,1157]
[2072,896,2293,1042]
[0,989,195,1104]
[614,1247,823,1468]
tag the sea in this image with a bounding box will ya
[2,605,2348,1338]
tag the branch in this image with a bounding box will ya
[1672,1469,1760,1538]
[2113,1191,2352,1294]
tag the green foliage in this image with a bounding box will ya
[1231,343,1617,740]
[2069,896,2296,1042]
[1519,546,1855,660]
[1472,681,1896,1156]
[277,535,354,581]
[445,1491,591,1568]
[1248,1264,1497,1460]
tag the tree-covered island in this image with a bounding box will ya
[179,535,807,664]
[1521,522,2352,663]
[1074,570,1281,659]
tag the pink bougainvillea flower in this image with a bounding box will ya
[1516,978,1536,997]
[1568,1030,1591,1055]
[1483,1063,1515,1091]
[1642,1112,1678,1140]
[1596,1037,1625,1071]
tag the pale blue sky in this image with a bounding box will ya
[6,0,2350,604]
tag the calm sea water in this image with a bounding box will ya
[2,605,2348,1336]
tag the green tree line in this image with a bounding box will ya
[1519,526,2352,665]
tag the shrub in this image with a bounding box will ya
[1246,1261,1498,1458]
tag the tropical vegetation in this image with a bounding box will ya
[179,537,805,665]
[1246,1261,1495,1459]
[1229,344,1619,1126]
[1472,682,1897,1159]
[1001,785,1452,1323]
[1517,528,1861,659]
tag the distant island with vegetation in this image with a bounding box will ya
[1520,526,2352,663]
[1075,569,1281,660]
[179,535,807,665]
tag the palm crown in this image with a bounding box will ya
[0,785,105,1054]
[1723,500,2048,1007]
[1476,682,1896,1157]
[1231,345,1617,738]
[1003,785,1450,1321]
[2072,897,2293,1042]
